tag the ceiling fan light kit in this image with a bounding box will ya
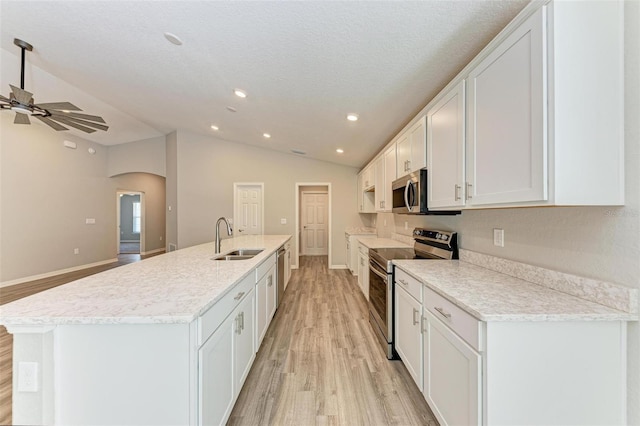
[0,38,108,134]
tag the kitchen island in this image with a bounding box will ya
[0,234,291,425]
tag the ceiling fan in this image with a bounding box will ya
[0,38,108,133]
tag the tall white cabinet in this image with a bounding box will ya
[427,80,466,209]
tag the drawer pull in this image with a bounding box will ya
[234,291,245,301]
[434,306,451,319]
[398,279,408,286]
[412,308,420,325]
[421,316,428,333]
[267,276,273,287]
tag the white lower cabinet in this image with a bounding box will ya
[199,287,255,426]
[423,308,481,426]
[256,257,277,349]
[394,284,423,391]
[356,242,369,299]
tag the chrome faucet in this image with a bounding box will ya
[215,217,233,254]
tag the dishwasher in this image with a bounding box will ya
[276,246,286,308]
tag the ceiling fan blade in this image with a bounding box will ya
[35,101,81,111]
[9,85,33,105]
[35,115,68,131]
[14,113,31,124]
[49,110,106,123]
[53,115,109,132]
[47,116,96,133]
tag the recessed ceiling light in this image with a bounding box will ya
[263,133,271,139]
[163,32,183,46]
[336,148,344,153]
[226,106,237,112]
[234,89,247,98]
[211,125,219,131]
[346,113,359,122]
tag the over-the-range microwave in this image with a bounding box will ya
[391,168,460,215]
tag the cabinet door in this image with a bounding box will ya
[374,156,385,211]
[409,116,426,172]
[284,247,291,288]
[466,7,546,206]
[199,314,234,425]
[427,81,466,209]
[423,309,481,426]
[357,253,365,294]
[235,289,255,392]
[357,173,364,212]
[361,253,369,300]
[255,274,267,348]
[395,285,423,390]
[396,134,411,175]
[266,267,277,320]
[383,145,396,211]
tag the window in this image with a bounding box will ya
[132,201,141,234]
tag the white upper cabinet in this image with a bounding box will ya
[464,1,624,208]
[374,145,397,212]
[427,80,466,210]
[466,7,547,206]
[397,116,426,176]
[374,155,385,212]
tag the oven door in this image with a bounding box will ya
[368,259,393,357]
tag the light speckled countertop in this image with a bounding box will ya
[393,259,637,321]
[356,237,411,249]
[0,235,291,326]
[345,227,376,236]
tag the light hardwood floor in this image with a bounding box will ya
[0,252,162,425]
[229,256,438,426]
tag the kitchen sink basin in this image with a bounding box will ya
[212,248,263,261]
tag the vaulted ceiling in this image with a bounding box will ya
[0,1,528,168]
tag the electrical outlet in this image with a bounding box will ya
[280,218,287,225]
[85,218,96,225]
[159,236,163,241]
[74,248,80,255]
[383,219,387,227]
[493,228,504,247]
[18,362,38,392]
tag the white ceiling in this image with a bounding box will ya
[0,0,528,168]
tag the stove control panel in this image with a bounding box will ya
[413,228,457,247]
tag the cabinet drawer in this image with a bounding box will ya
[198,273,254,346]
[423,285,482,351]
[358,243,368,255]
[256,253,276,281]
[394,267,422,302]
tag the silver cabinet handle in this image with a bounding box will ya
[455,184,461,201]
[235,315,241,334]
[466,182,472,200]
[398,278,408,286]
[434,306,451,319]
[267,276,273,287]
[421,315,428,333]
[407,160,411,172]
[412,308,420,325]
[240,311,245,331]
[234,291,245,301]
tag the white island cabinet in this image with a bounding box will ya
[393,259,636,426]
[1,234,291,426]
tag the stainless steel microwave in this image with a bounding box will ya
[392,168,460,215]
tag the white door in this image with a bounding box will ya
[234,184,263,235]
[395,285,423,391]
[301,192,328,255]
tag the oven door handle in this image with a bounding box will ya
[369,263,389,282]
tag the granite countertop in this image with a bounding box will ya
[393,259,637,322]
[345,227,377,236]
[356,237,411,249]
[0,235,291,326]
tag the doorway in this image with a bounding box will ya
[117,191,145,255]
[233,183,264,235]
[295,183,332,268]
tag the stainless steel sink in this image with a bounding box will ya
[212,248,263,261]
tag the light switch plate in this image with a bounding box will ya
[280,218,287,225]
[18,362,38,392]
[493,228,504,247]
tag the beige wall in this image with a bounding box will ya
[111,173,166,253]
[107,136,166,178]
[165,131,178,251]
[377,4,640,420]
[167,130,363,266]
[0,113,116,282]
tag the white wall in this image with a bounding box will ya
[167,130,364,266]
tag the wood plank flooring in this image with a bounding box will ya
[0,252,163,425]
[229,256,438,426]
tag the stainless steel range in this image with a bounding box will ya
[368,228,458,359]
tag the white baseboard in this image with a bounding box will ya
[330,264,348,270]
[120,240,140,243]
[0,258,118,289]
[141,248,165,256]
